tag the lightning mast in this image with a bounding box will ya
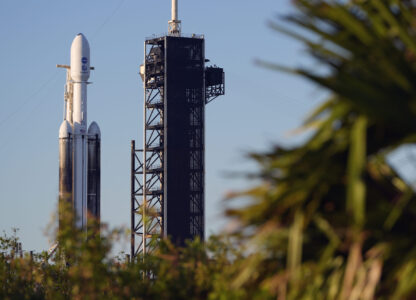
[168,0,181,35]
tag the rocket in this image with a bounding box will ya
[58,33,100,231]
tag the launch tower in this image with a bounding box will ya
[131,0,225,257]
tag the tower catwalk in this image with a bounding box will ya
[131,0,225,258]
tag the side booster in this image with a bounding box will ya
[58,33,100,231]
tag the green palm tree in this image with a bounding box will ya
[228,1,416,299]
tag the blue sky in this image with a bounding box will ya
[0,0,326,254]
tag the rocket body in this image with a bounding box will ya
[58,34,100,231]
[71,34,90,229]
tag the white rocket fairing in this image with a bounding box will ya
[59,33,100,230]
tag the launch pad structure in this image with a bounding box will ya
[130,0,225,258]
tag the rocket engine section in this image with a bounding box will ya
[58,33,100,232]
[87,122,101,222]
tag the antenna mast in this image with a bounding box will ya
[168,0,181,35]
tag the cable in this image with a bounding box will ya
[0,75,60,155]
[90,0,127,40]
[0,0,127,132]
[0,70,60,129]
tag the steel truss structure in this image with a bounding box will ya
[131,35,224,259]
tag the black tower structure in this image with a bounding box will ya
[130,2,224,258]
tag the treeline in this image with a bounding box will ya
[4,0,416,299]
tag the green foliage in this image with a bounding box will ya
[4,0,416,299]
[0,217,240,299]
[226,0,416,299]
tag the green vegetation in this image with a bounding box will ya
[3,0,416,298]
[0,225,241,299]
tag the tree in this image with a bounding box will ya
[227,1,416,299]
[4,1,416,299]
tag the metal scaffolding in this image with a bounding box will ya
[131,36,224,259]
[131,39,165,258]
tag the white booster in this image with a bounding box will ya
[58,33,100,231]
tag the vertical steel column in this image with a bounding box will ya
[130,140,135,259]
[142,40,148,257]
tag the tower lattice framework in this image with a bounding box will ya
[131,35,224,259]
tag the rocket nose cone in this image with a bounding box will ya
[88,121,101,137]
[70,33,90,82]
[59,120,73,138]
[72,33,89,46]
